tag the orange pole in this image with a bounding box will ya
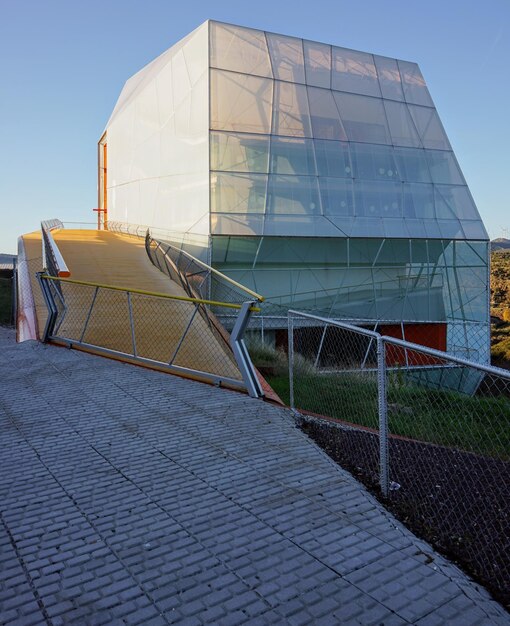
[103,143,108,230]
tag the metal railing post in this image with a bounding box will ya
[36,273,58,341]
[377,336,389,497]
[230,301,264,398]
[288,315,295,409]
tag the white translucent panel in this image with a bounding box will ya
[434,185,479,220]
[211,69,273,134]
[133,80,160,146]
[266,175,320,215]
[398,61,433,107]
[320,178,354,216]
[269,137,316,175]
[393,147,430,182]
[315,139,352,178]
[154,173,210,234]
[209,22,272,77]
[354,180,402,217]
[461,221,489,240]
[403,183,435,218]
[437,219,466,239]
[171,49,192,110]
[303,40,331,88]
[182,22,209,86]
[383,100,421,148]
[425,150,464,185]
[334,93,391,144]
[272,81,312,137]
[263,215,342,236]
[331,47,380,96]
[211,213,264,236]
[210,132,269,173]
[404,219,427,238]
[210,172,267,213]
[349,217,385,237]
[266,33,305,83]
[350,143,398,181]
[374,55,404,101]
[308,87,347,140]
[408,105,451,150]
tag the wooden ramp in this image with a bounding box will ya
[20,229,241,381]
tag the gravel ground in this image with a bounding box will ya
[301,416,510,609]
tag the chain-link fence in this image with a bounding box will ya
[288,310,510,607]
[37,274,263,397]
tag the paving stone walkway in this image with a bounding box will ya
[0,330,508,625]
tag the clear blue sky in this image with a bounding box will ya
[1,0,508,253]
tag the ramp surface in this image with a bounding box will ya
[0,333,507,624]
[20,229,240,380]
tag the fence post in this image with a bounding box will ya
[288,315,295,409]
[377,336,389,497]
[230,301,264,398]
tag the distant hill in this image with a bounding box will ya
[491,238,510,251]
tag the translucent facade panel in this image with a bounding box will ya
[354,180,402,217]
[211,235,260,264]
[266,33,306,83]
[209,22,272,77]
[210,131,269,173]
[210,172,267,213]
[320,178,354,216]
[398,60,434,107]
[210,70,273,135]
[437,219,466,239]
[426,150,464,185]
[267,175,320,214]
[307,87,347,140]
[269,137,316,175]
[461,220,489,240]
[272,81,312,137]
[434,185,479,220]
[303,40,331,88]
[350,143,399,182]
[211,213,264,236]
[393,147,431,182]
[263,215,340,236]
[374,55,404,101]
[408,105,451,150]
[331,47,380,96]
[314,139,352,178]
[383,100,421,148]
[403,183,435,218]
[334,93,390,144]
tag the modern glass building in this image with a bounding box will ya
[101,20,489,360]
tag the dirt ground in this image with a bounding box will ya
[301,417,510,609]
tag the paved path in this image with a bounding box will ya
[0,333,508,625]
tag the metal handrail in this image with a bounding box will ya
[146,233,264,302]
[40,275,261,311]
[41,221,70,278]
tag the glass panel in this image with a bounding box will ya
[272,81,312,137]
[320,178,354,216]
[266,33,306,83]
[307,86,347,140]
[331,47,380,96]
[303,40,331,88]
[210,172,267,213]
[403,182,435,218]
[263,215,340,236]
[393,146,431,182]
[209,22,272,77]
[269,137,316,175]
[315,139,352,178]
[210,69,273,134]
[398,60,433,107]
[334,92,391,144]
[374,55,404,101]
[350,143,399,181]
[211,235,261,264]
[437,219,466,239]
[434,185,479,220]
[211,213,264,236]
[425,150,464,184]
[384,100,421,147]
[267,175,320,215]
[408,105,451,150]
[210,131,269,172]
[461,221,489,240]
[354,179,402,217]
